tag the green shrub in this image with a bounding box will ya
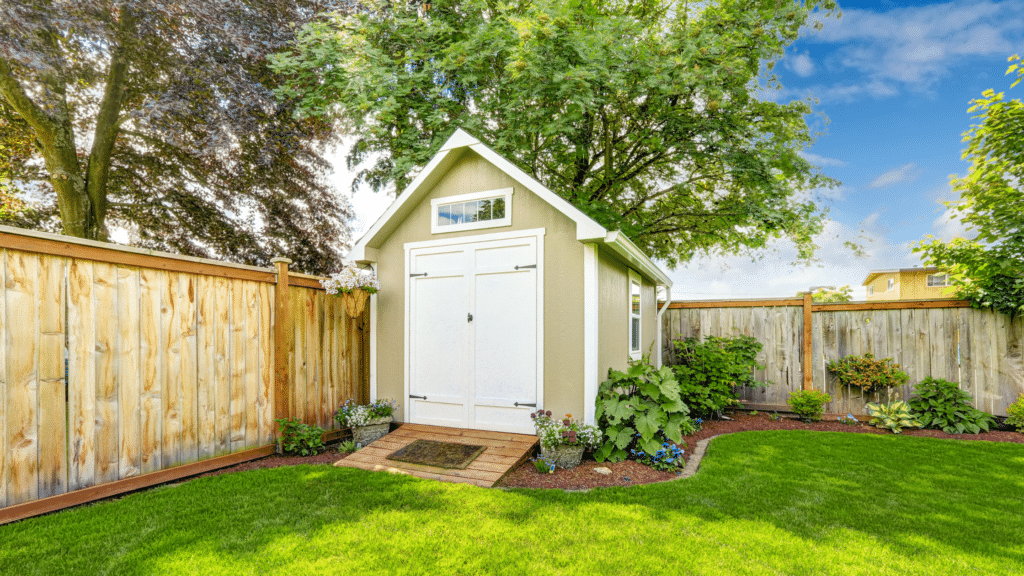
[787,390,832,422]
[338,439,359,453]
[594,355,696,463]
[909,377,996,434]
[827,353,909,394]
[1007,395,1024,432]
[670,335,767,418]
[865,401,921,434]
[275,418,326,456]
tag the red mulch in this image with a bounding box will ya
[190,413,1023,491]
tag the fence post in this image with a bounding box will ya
[803,292,813,390]
[271,258,292,427]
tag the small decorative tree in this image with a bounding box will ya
[827,353,909,397]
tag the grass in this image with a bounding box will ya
[2,431,1023,575]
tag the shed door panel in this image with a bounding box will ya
[407,235,540,434]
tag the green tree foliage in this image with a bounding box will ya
[798,285,853,302]
[271,0,840,266]
[915,55,1024,316]
[0,1,354,274]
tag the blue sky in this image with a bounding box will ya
[338,0,1024,300]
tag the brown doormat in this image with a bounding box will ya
[386,439,487,469]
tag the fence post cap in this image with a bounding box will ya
[270,257,292,265]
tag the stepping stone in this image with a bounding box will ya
[593,467,612,475]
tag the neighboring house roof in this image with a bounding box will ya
[861,267,943,286]
[348,128,673,287]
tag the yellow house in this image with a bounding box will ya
[862,267,957,301]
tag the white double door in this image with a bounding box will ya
[407,234,541,434]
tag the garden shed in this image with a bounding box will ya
[349,129,672,435]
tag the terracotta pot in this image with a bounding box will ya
[342,289,370,318]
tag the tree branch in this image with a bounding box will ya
[0,58,55,135]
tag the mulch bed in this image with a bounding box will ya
[190,412,1024,491]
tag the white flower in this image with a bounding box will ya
[321,264,380,295]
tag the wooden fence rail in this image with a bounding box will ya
[661,297,1024,417]
[0,226,367,522]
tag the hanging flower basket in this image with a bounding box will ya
[321,264,379,319]
[341,289,370,318]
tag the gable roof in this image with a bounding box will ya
[862,267,942,286]
[348,129,671,287]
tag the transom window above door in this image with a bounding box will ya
[431,188,513,234]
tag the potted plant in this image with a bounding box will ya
[321,264,380,318]
[335,399,399,445]
[530,410,602,469]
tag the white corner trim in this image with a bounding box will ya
[429,187,513,234]
[402,246,412,423]
[369,263,378,403]
[655,285,671,369]
[583,243,599,426]
[628,268,642,361]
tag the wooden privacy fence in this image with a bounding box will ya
[0,226,367,522]
[661,296,1024,417]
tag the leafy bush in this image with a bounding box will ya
[1007,395,1024,432]
[334,398,399,427]
[827,353,909,394]
[594,356,696,462]
[530,411,602,450]
[670,335,767,418]
[630,442,685,472]
[865,401,921,434]
[338,439,358,453]
[909,377,996,434]
[787,390,832,422]
[275,418,326,456]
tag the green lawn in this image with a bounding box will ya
[2,431,1023,575]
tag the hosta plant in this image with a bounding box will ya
[1007,395,1024,432]
[827,353,909,394]
[594,355,696,463]
[787,389,832,422]
[909,377,996,434]
[865,401,921,434]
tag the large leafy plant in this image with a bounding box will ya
[594,357,695,463]
[670,335,767,418]
[275,418,326,456]
[909,377,996,434]
[865,401,921,434]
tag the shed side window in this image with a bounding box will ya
[887,278,894,291]
[927,274,948,287]
[629,269,642,360]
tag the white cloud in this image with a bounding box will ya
[800,0,1024,100]
[869,163,920,188]
[788,52,816,77]
[799,151,847,168]
[326,139,395,255]
[664,219,922,301]
[783,80,899,104]
[931,207,972,241]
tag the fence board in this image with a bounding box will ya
[229,281,246,451]
[37,255,66,498]
[196,274,216,460]
[117,266,141,479]
[93,262,119,486]
[0,252,5,508]
[258,283,273,443]
[4,252,39,505]
[139,268,163,474]
[244,282,260,447]
[67,260,95,491]
[214,277,231,456]
[180,274,198,464]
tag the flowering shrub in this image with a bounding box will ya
[530,410,602,450]
[827,353,908,394]
[321,265,381,295]
[334,398,399,427]
[630,442,685,472]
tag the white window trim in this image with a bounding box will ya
[887,278,895,291]
[430,187,513,234]
[927,273,949,287]
[628,268,642,361]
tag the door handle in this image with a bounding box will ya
[410,394,427,400]
[467,312,473,322]
[514,402,536,407]
[514,264,536,270]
